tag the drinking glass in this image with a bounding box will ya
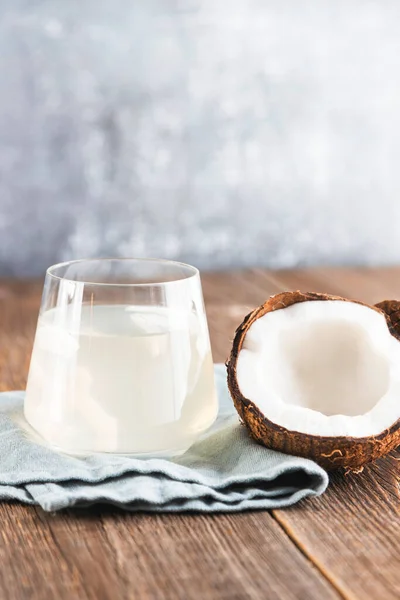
[24,258,218,456]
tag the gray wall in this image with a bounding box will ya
[1,0,400,276]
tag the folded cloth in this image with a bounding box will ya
[0,364,328,512]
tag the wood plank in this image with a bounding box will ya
[274,456,400,600]
[0,503,84,599]
[261,268,400,600]
[0,274,340,600]
[261,266,400,305]
[202,270,282,308]
[203,270,282,363]
[97,510,340,600]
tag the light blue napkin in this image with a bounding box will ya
[0,364,328,512]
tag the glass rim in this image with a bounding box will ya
[46,257,200,287]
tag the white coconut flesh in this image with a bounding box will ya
[236,300,400,438]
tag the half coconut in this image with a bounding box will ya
[227,291,400,470]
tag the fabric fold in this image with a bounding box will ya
[0,365,328,512]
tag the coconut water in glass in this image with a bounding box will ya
[24,259,218,456]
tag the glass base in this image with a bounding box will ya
[22,400,218,459]
[19,412,196,459]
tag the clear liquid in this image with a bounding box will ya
[24,305,218,455]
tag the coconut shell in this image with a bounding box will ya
[227,291,400,470]
[375,300,400,340]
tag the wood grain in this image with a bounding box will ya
[202,270,282,364]
[0,268,398,599]
[274,457,400,600]
[97,510,339,600]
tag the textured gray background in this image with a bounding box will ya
[1,0,400,276]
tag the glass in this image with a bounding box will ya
[24,258,218,456]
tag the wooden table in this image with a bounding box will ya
[0,267,399,600]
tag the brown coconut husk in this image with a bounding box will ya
[227,291,400,470]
